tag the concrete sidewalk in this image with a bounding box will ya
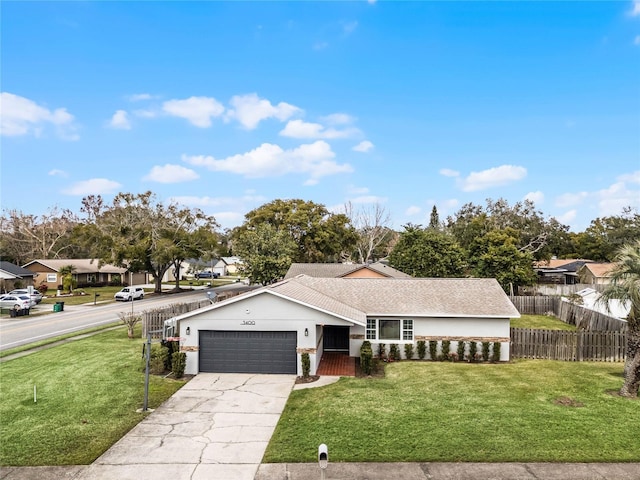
[3,462,640,480]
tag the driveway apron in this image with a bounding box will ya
[76,373,295,480]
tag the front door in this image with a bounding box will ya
[323,326,350,352]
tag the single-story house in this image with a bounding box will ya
[284,262,410,279]
[533,258,594,285]
[0,261,36,293]
[212,256,243,277]
[577,263,615,285]
[173,275,520,377]
[22,259,132,289]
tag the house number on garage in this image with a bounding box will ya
[241,320,256,326]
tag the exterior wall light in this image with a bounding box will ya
[185,327,191,335]
[304,328,309,337]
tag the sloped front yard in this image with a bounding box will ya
[0,327,185,466]
[264,360,639,463]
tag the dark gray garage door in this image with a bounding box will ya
[199,330,297,374]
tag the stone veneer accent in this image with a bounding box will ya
[180,345,200,352]
[297,347,317,354]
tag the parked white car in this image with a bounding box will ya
[9,288,43,304]
[114,286,145,302]
[0,294,34,310]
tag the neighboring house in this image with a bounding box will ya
[533,258,594,285]
[22,259,130,289]
[213,256,243,277]
[0,261,36,293]
[284,262,410,279]
[174,276,520,377]
[577,263,615,286]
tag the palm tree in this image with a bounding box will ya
[598,240,640,397]
[58,264,77,293]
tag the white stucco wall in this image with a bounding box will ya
[179,292,356,375]
[350,316,511,361]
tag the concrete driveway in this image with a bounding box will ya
[76,373,295,480]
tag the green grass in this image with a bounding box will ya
[0,326,186,466]
[511,314,577,331]
[264,361,638,463]
[39,286,128,306]
[0,322,121,359]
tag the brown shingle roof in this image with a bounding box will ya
[23,259,127,274]
[284,262,410,279]
[272,276,519,319]
[582,263,616,278]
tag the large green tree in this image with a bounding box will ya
[77,192,218,293]
[598,241,640,397]
[389,225,466,278]
[232,223,297,285]
[468,228,537,294]
[572,208,640,262]
[235,199,357,263]
[446,198,570,261]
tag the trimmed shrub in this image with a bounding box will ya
[360,341,373,375]
[145,343,169,375]
[171,351,186,378]
[492,341,501,362]
[404,343,414,360]
[482,342,491,362]
[389,344,400,361]
[417,340,426,360]
[429,340,438,360]
[37,284,48,295]
[377,343,386,359]
[301,352,310,378]
[468,341,478,362]
[441,340,451,361]
[457,340,466,360]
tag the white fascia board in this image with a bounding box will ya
[366,313,520,319]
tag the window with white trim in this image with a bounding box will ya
[47,274,57,283]
[366,319,413,341]
[366,318,376,340]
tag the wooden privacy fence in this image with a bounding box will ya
[142,299,212,338]
[510,296,628,333]
[510,328,627,362]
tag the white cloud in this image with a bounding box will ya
[48,169,68,177]
[143,164,199,184]
[630,0,640,16]
[108,110,131,130]
[352,140,374,153]
[62,178,122,196]
[342,20,358,35]
[162,96,225,127]
[133,109,158,118]
[321,113,355,125]
[555,192,589,208]
[183,140,352,182]
[226,93,301,129]
[347,185,370,195]
[524,191,545,205]
[595,179,640,217]
[556,209,577,225]
[127,93,155,102]
[635,35,640,46]
[405,206,421,216]
[458,165,527,192]
[0,92,79,140]
[170,193,267,208]
[439,168,459,177]
[280,119,359,139]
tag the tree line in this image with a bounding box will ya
[1,193,638,292]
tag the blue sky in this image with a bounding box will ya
[2,1,639,233]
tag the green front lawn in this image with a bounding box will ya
[511,313,576,331]
[264,361,637,463]
[0,327,185,466]
[39,286,129,306]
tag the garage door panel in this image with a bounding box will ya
[199,330,297,374]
